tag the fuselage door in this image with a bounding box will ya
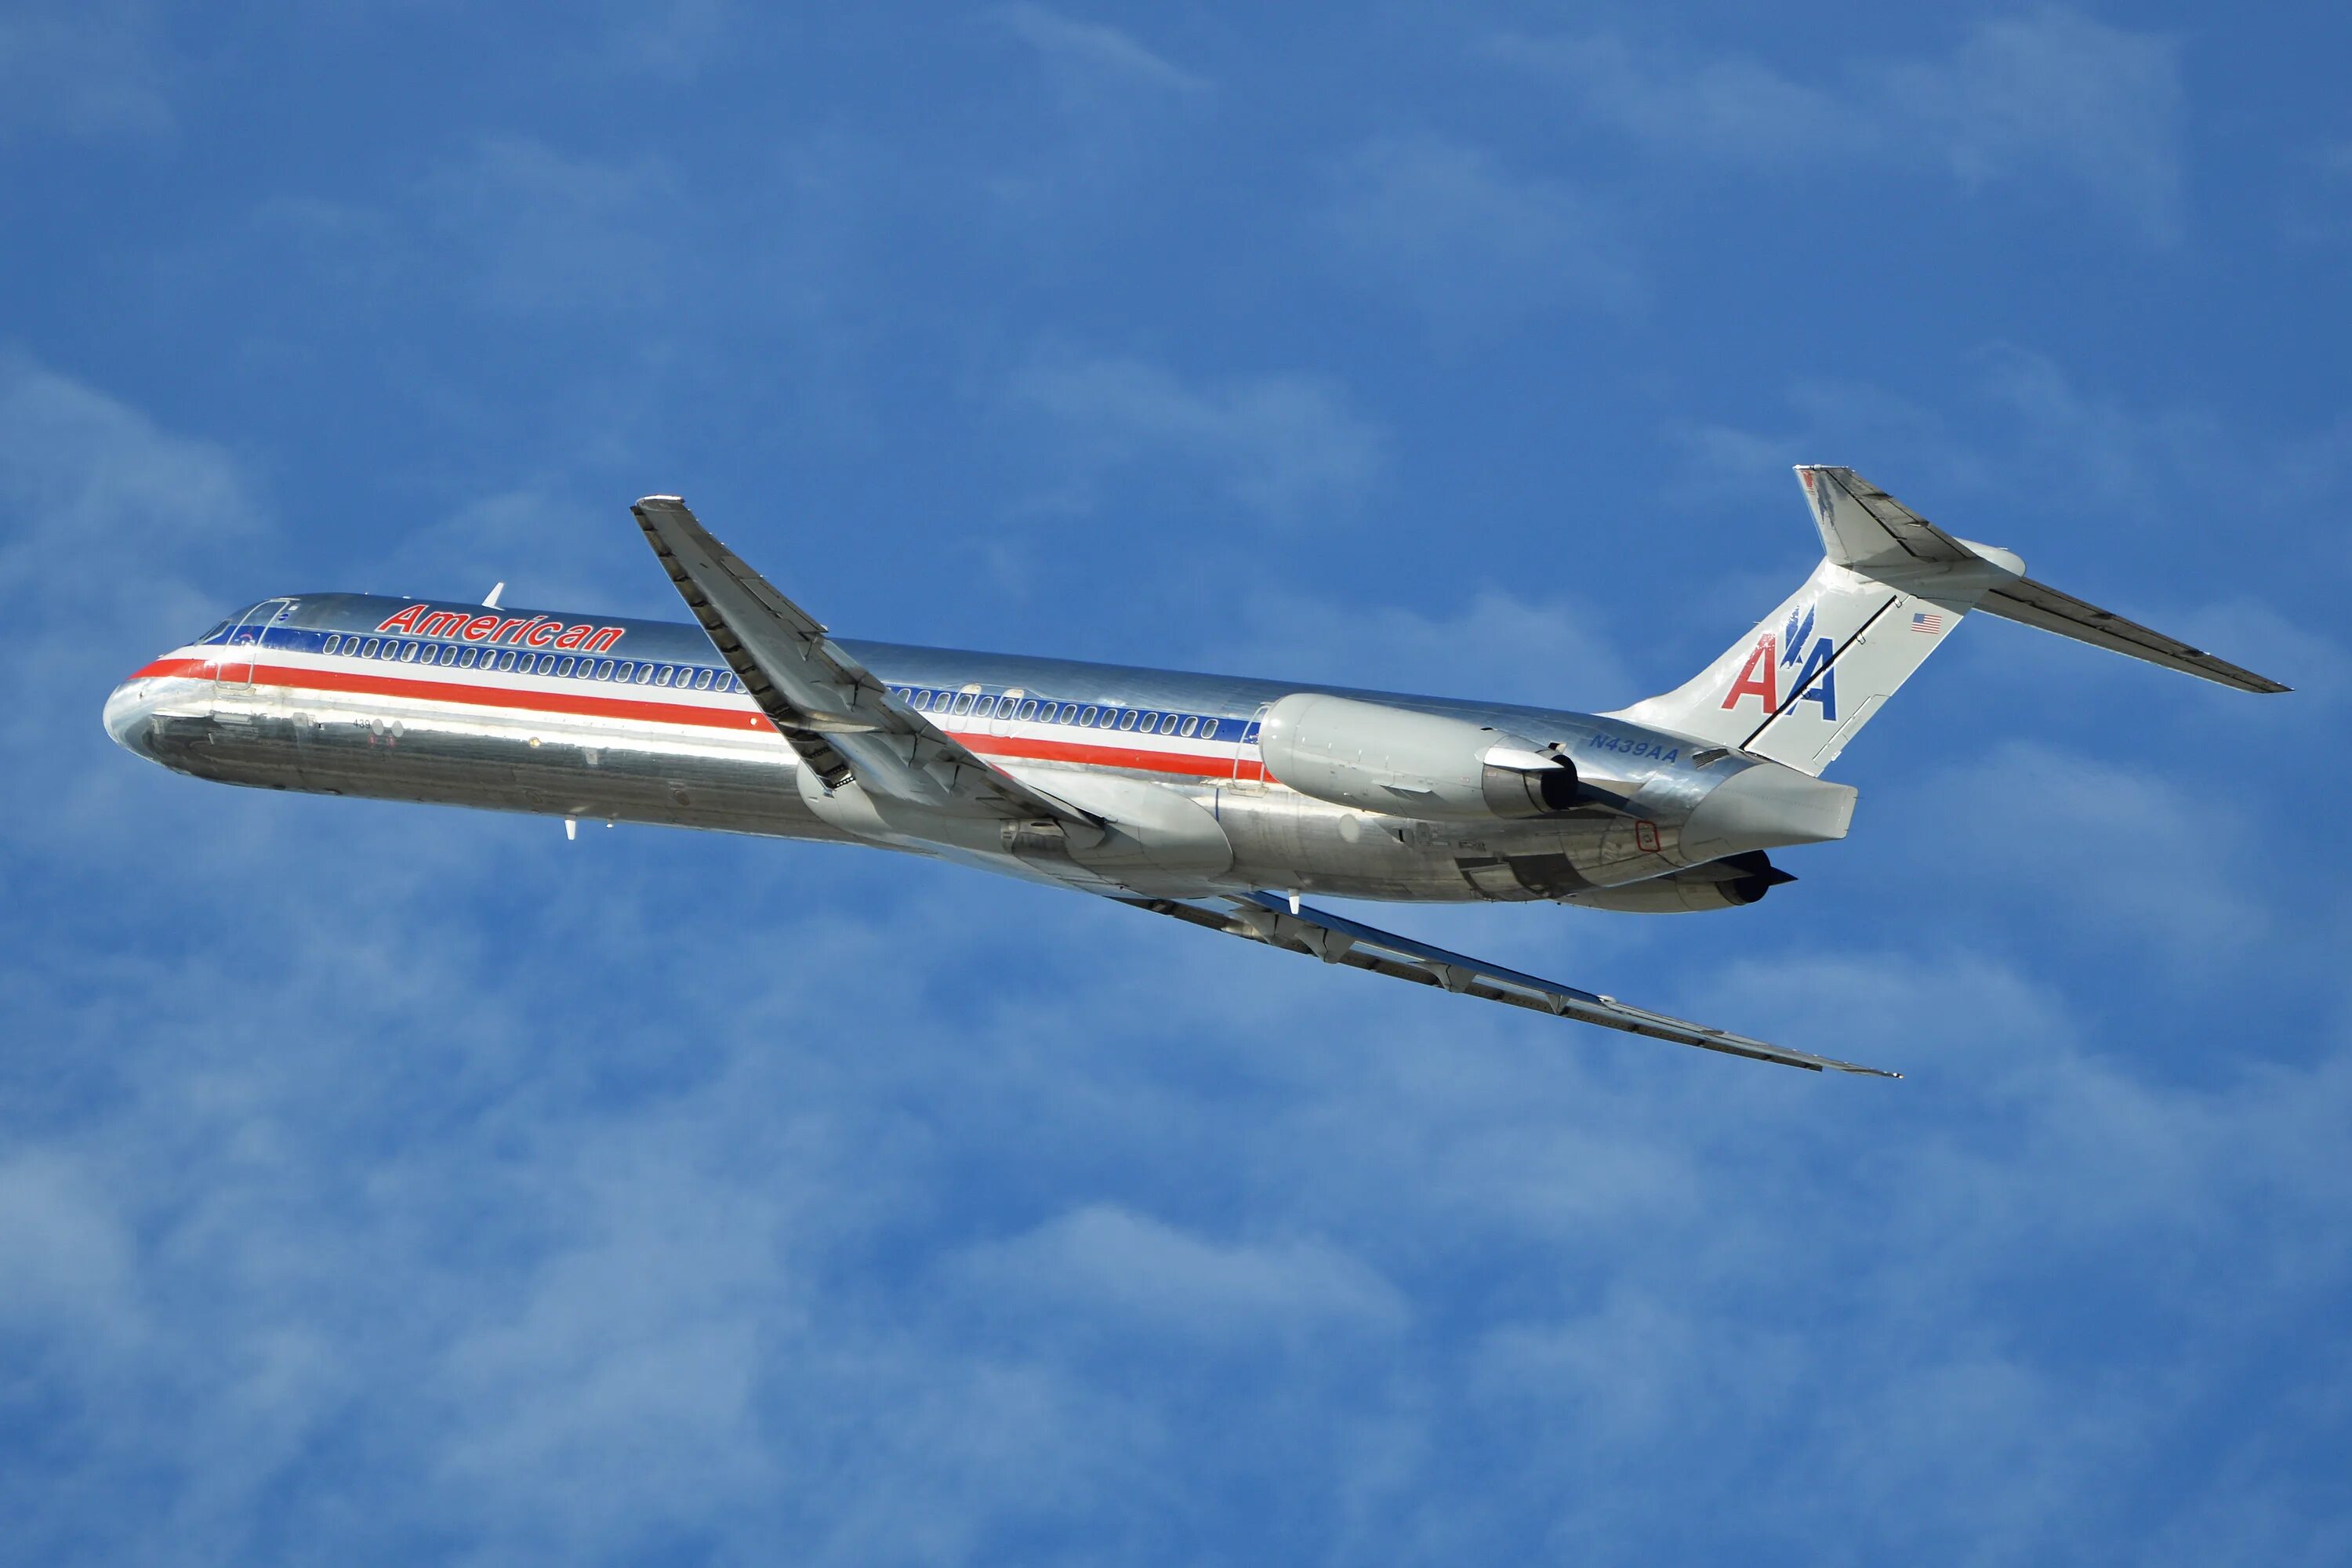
[1227,701,1273,791]
[218,599,296,691]
[989,688,1025,740]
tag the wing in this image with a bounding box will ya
[631,495,1095,825]
[1120,891,1896,1076]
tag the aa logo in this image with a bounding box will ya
[1721,604,1837,719]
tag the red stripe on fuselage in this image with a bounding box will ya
[129,656,1254,780]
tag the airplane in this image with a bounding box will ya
[103,466,2285,1078]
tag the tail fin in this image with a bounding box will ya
[1610,466,2287,775]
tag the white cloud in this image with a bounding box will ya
[1008,350,1383,524]
[1231,585,1639,713]
[8,367,2352,1564]
[1479,32,1859,165]
[0,0,172,140]
[0,1153,143,1345]
[0,352,261,846]
[1486,10,2184,241]
[1322,137,1643,339]
[1664,343,2349,561]
[583,0,739,85]
[1892,10,2182,240]
[960,1203,1408,1337]
[1901,739,2268,964]
[996,4,1207,100]
[419,138,685,314]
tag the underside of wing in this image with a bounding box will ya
[631,495,1094,824]
[1120,891,1896,1076]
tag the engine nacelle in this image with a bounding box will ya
[1257,692,1581,822]
[1559,852,1794,913]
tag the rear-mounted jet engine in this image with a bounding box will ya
[1257,692,1597,821]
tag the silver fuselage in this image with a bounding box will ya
[104,593,1824,905]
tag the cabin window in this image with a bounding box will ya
[1138,711,1159,731]
[1179,716,1198,737]
[1119,710,1139,731]
[492,650,511,670]
[911,689,933,710]
[1018,699,1039,720]
[593,660,612,679]
[1080,706,1098,726]
[1199,720,1218,740]
[400,642,419,662]
[693,668,711,690]
[952,691,975,715]
[361,638,379,658]
[455,647,474,668]
[615,662,633,681]
[892,687,911,702]
[323,634,341,654]
[635,664,654,684]
[556,657,574,676]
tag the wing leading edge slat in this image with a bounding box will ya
[1121,891,1897,1076]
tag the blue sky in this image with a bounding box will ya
[5,3,2350,1563]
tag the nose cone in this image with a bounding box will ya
[103,677,160,758]
[1682,762,1857,862]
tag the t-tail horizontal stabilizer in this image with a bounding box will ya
[1610,466,2286,775]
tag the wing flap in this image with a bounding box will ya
[1123,891,1896,1076]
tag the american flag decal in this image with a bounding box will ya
[1911,611,1944,634]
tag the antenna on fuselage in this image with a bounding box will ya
[483,582,506,609]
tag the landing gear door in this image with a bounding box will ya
[1226,701,1272,791]
[218,599,296,691]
